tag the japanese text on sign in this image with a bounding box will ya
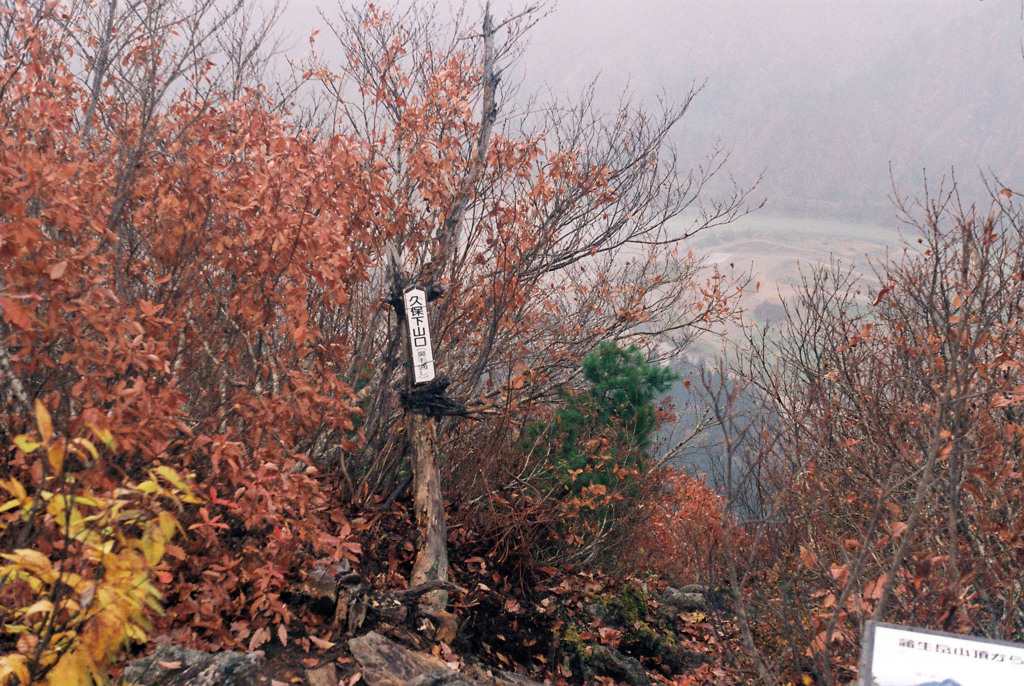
[858,620,1024,685]
[403,287,435,384]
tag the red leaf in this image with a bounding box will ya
[872,285,893,306]
[0,296,32,330]
[48,260,68,280]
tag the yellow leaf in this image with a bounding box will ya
[124,622,148,642]
[88,424,115,450]
[0,498,22,513]
[21,598,55,618]
[0,654,30,686]
[21,574,45,593]
[45,496,67,523]
[179,491,203,505]
[35,399,52,443]
[153,465,188,491]
[156,512,180,539]
[5,548,54,575]
[144,592,165,613]
[136,480,159,494]
[48,650,91,686]
[13,434,40,453]
[48,443,65,473]
[69,438,99,462]
[142,531,166,566]
[1,478,27,502]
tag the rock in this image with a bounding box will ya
[583,601,614,624]
[660,587,707,613]
[587,645,651,686]
[349,631,545,686]
[349,631,453,686]
[306,663,339,686]
[406,670,477,686]
[492,670,545,686]
[611,581,650,623]
[651,639,706,672]
[618,621,705,672]
[121,644,262,686]
[461,663,545,686]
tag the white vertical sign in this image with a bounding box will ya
[859,620,1024,685]
[403,287,435,384]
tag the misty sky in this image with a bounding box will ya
[276,1,1024,224]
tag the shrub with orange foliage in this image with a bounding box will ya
[627,467,727,586]
[1,0,751,656]
[0,2,366,649]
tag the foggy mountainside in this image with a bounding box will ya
[515,1,1024,222]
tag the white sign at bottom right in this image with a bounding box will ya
[859,621,1024,686]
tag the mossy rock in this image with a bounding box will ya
[620,620,662,655]
[559,624,595,684]
[560,626,651,686]
[586,645,651,686]
[562,624,587,653]
[612,580,649,623]
[620,621,703,673]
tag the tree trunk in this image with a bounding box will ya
[407,410,449,613]
[387,1,502,621]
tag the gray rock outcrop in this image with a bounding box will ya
[121,644,262,686]
[660,585,708,613]
[349,631,544,686]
